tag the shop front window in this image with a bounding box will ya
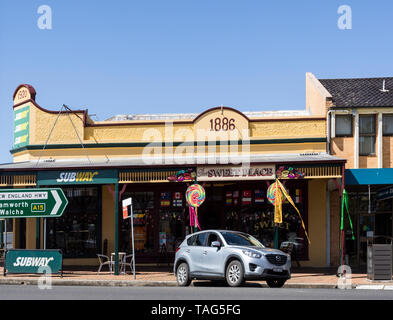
[159,192,186,252]
[224,184,308,260]
[46,187,100,258]
[120,192,155,254]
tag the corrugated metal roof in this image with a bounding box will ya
[105,110,311,122]
[0,153,345,171]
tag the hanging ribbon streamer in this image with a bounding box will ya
[275,179,311,245]
[341,189,355,240]
[189,207,201,230]
[274,183,283,224]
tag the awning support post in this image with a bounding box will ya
[114,182,119,275]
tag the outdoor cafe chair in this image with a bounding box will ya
[97,254,114,274]
[119,254,134,274]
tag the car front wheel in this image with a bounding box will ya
[266,279,286,288]
[176,262,191,287]
[225,260,244,287]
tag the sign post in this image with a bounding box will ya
[122,197,136,279]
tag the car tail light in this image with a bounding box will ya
[175,247,180,253]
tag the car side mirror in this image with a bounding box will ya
[211,241,221,248]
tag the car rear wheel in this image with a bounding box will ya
[266,279,286,288]
[176,262,191,287]
[226,260,244,287]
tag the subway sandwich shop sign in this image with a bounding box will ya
[4,250,63,276]
[37,169,118,186]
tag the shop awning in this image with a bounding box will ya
[0,153,345,171]
[0,153,345,185]
[345,169,393,185]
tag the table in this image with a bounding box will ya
[111,252,126,274]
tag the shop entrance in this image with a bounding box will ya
[198,185,224,230]
[351,187,393,267]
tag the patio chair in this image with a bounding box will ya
[97,254,114,274]
[119,254,134,274]
[280,242,300,268]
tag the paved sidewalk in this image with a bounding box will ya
[0,264,391,289]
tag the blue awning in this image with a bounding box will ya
[345,169,393,185]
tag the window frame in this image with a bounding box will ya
[335,114,353,137]
[187,232,208,247]
[382,114,393,136]
[206,231,224,247]
[359,114,377,156]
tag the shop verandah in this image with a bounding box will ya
[0,154,345,273]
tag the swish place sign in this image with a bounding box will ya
[0,188,68,218]
[4,250,63,276]
[197,165,275,181]
[37,169,118,186]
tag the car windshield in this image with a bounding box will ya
[220,232,264,247]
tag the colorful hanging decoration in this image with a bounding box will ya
[186,184,206,231]
[267,182,283,206]
[242,190,252,205]
[268,179,311,244]
[276,166,305,179]
[168,168,196,182]
[225,191,233,206]
[160,192,171,207]
[254,189,265,204]
[340,189,355,266]
[295,189,302,204]
[172,192,183,207]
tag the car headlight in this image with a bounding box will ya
[242,250,262,259]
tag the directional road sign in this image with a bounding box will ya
[0,188,68,219]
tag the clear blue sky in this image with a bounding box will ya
[1,0,393,164]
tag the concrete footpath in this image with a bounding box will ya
[0,265,392,289]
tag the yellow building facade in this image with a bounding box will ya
[1,79,347,268]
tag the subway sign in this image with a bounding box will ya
[4,250,63,276]
[37,169,118,186]
[0,188,68,219]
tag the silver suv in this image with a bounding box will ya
[174,230,291,288]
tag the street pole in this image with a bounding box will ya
[130,200,136,280]
[114,183,119,275]
[43,218,47,250]
[36,218,40,249]
[274,224,279,249]
[0,220,3,249]
[4,220,6,250]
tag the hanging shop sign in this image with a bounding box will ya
[4,249,63,276]
[0,188,68,219]
[276,166,305,179]
[197,165,275,181]
[377,186,393,201]
[37,169,118,186]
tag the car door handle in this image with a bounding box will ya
[185,249,190,253]
[203,251,207,255]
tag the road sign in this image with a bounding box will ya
[0,188,68,219]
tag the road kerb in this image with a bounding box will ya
[0,277,342,289]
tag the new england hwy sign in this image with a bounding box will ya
[0,188,68,219]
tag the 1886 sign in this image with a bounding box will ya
[209,117,236,132]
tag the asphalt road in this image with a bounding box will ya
[0,284,393,300]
